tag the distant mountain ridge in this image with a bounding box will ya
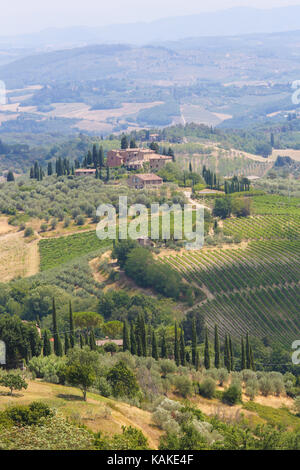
[2,6,300,48]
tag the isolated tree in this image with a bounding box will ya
[0,372,27,396]
[6,170,14,182]
[66,361,96,401]
[52,298,62,357]
[204,328,210,370]
[214,325,220,369]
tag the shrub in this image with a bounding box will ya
[222,384,242,406]
[3,402,53,426]
[24,227,34,237]
[97,377,112,398]
[159,359,177,377]
[173,376,193,398]
[217,368,229,386]
[198,378,216,399]
[107,361,139,398]
[245,379,259,401]
[259,376,274,397]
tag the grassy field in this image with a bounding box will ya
[0,380,162,449]
[39,231,112,271]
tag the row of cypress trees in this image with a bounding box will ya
[123,317,255,371]
[42,299,97,357]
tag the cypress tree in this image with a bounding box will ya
[52,298,62,357]
[152,331,159,361]
[174,322,180,366]
[64,332,70,355]
[161,331,167,359]
[224,335,231,372]
[250,346,255,371]
[137,334,143,357]
[229,335,234,371]
[241,338,246,370]
[69,301,75,348]
[214,325,220,369]
[99,146,104,167]
[130,323,137,355]
[191,318,197,366]
[89,330,97,351]
[186,351,190,364]
[204,328,210,369]
[195,350,200,371]
[43,330,51,357]
[246,333,251,369]
[179,328,186,366]
[80,333,84,349]
[123,321,130,352]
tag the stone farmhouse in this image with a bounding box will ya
[107,148,172,170]
[128,173,163,189]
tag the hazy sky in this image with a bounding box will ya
[2,0,300,35]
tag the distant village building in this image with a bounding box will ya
[96,337,123,347]
[75,168,96,176]
[107,148,172,170]
[128,173,163,189]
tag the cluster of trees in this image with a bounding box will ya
[0,315,41,367]
[213,195,251,219]
[29,162,45,180]
[202,165,220,190]
[112,241,188,300]
[224,176,251,194]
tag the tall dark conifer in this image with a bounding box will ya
[43,330,51,357]
[204,328,210,370]
[161,331,167,359]
[52,298,62,357]
[123,321,130,352]
[246,333,251,369]
[69,301,75,348]
[152,331,159,361]
[130,323,137,355]
[214,325,220,369]
[174,322,180,366]
[191,318,197,366]
[241,338,246,370]
[179,328,186,366]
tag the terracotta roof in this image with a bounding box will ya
[135,174,163,181]
[75,168,96,173]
